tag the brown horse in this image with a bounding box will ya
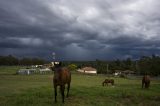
[102,79,114,86]
[51,62,71,103]
[142,75,150,89]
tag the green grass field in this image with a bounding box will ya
[0,66,160,106]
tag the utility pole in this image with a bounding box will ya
[107,64,109,74]
[52,52,56,61]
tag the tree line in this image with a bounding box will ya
[0,55,47,66]
[63,55,160,76]
[0,54,160,76]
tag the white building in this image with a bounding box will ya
[77,67,97,74]
[17,69,36,75]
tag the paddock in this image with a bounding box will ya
[0,66,160,106]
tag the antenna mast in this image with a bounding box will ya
[52,52,56,61]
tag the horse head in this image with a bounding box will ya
[50,62,62,71]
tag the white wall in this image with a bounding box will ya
[77,69,97,74]
[85,71,97,74]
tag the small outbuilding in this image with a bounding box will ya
[122,70,135,75]
[114,70,122,76]
[113,70,136,76]
[39,68,51,74]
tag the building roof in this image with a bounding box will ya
[82,67,97,71]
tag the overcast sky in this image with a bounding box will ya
[0,0,160,60]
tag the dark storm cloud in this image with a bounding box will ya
[0,0,160,60]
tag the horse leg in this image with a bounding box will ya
[145,82,147,88]
[60,85,65,103]
[54,85,57,103]
[66,83,70,97]
[146,83,148,88]
[148,81,150,88]
[142,81,144,89]
[102,82,104,86]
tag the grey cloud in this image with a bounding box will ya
[0,0,160,60]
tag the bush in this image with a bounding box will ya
[67,64,77,71]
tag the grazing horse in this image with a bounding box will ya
[102,79,114,86]
[51,62,71,103]
[142,75,150,89]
